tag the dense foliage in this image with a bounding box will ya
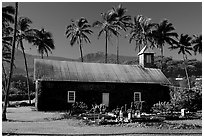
[2,75,35,101]
[83,52,202,78]
[154,56,202,78]
[152,81,202,113]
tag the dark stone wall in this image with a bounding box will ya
[37,81,170,112]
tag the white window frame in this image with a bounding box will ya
[146,55,152,63]
[68,91,75,103]
[134,92,141,102]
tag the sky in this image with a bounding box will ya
[2,1,202,61]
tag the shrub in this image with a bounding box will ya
[152,86,202,113]
[2,92,35,101]
[89,104,107,114]
[170,87,202,111]
[71,102,88,115]
[152,101,173,113]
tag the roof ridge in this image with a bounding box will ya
[34,58,159,69]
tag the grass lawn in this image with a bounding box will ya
[2,107,202,136]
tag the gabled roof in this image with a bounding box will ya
[137,45,155,56]
[34,59,170,85]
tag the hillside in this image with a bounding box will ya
[4,50,139,75]
[3,50,77,76]
[83,51,138,64]
[3,50,202,78]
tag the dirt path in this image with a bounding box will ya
[2,107,202,136]
[5,107,61,122]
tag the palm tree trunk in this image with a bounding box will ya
[20,40,31,104]
[136,42,141,54]
[79,38,83,62]
[2,63,7,94]
[160,45,164,71]
[183,54,191,89]
[105,31,108,63]
[41,53,43,59]
[2,2,18,121]
[116,37,119,64]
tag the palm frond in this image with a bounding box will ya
[192,34,202,54]
[109,27,120,37]
[98,29,105,39]
[170,34,193,57]
[2,6,15,24]
[83,29,93,35]
[78,17,88,27]
[70,35,78,46]
[18,17,32,32]
[82,33,91,43]
[31,28,55,57]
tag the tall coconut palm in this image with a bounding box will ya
[152,19,178,70]
[111,4,131,64]
[2,2,18,121]
[2,5,14,96]
[169,34,193,89]
[16,17,34,104]
[129,15,156,53]
[65,17,93,62]
[93,11,121,63]
[32,28,55,59]
[192,34,202,55]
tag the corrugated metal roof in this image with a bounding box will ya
[34,59,170,85]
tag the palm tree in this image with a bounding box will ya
[16,17,34,104]
[111,4,131,64]
[65,17,93,62]
[169,34,193,89]
[32,28,55,59]
[2,2,18,121]
[152,19,178,70]
[93,11,121,63]
[192,34,202,55]
[2,5,14,107]
[128,15,156,53]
